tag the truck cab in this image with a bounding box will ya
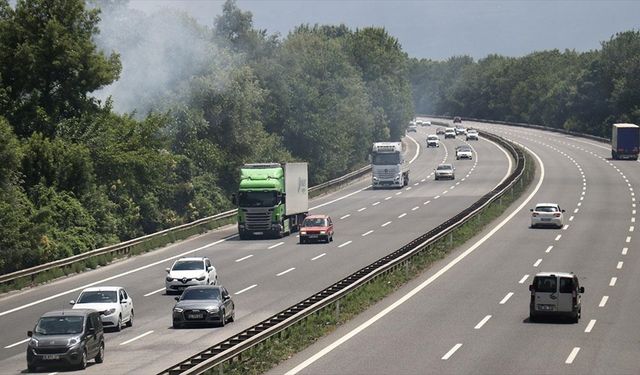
[371,142,409,189]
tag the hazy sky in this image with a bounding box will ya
[130,0,640,60]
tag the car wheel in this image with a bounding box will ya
[126,310,134,327]
[529,313,536,322]
[330,234,333,242]
[173,321,182,329]
[27,364,36,372]
[77,349,88,370]
[95,342,105,363]
[220,310,226,327]
[228,309,235,323]
[115,315,122,332]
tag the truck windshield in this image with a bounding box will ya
[238,191,278,207]
[372,153,401,165]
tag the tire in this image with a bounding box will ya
[173,321,182,329]
[95,342,105,363]
[77,349,88,370]
[330,234,333,242]
[529,313,536,322]
[27,364,36,373]
[220,310,226,327]
[115,315,122,332]
[228,309,235,323]
[300,237,305,244]
[126,310,133,327]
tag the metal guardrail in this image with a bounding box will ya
[0,164,372,286]
[158,131,526,375]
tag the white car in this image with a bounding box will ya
[407,125,418,133]
[455,126,466,135]
[530,203,565,228]
[455,145,473,160]
[426,134,440,148]
[435,163,455,180]
[165,257,218,294]
[444,128,456,139]
[466,129,479,140]
[71,286,133,331]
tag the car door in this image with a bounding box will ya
[120,289,132,321]
[532,276,558,312]
[326,217,333,236]
[221,287,233,317]
[558,277,575,313]
[85,314,98,358]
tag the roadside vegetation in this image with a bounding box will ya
[0,0,413,275]
[409,31,640,137]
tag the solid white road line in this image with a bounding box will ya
[235,254,254,262]
[599,296,609,307]
[0,237,231,317]
[546,245,553,253]
[500,292,514,305]
[235,284,258,295]
[120,330,154,346]
[398,213,407,218]
[533,259,542,267]
[474,315,492,330]
[617,261,623,270]
[381,221,392,227]
[518,274,529,284]
[283,146,545,375]
[609,277,617,286]
[340,214,351,219]
[441,343,463,360]
[338,241,352,248]
[268,242,285,249]
[144,288,165,297]
[362,230,374,237]
[407,135,421,165]
[585,319,596,333]
[311,253,326,261]
[277,268,295,277]
[4,338,29,349]
[565,347,580,364]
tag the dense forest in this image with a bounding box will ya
[409,30,640,137]
[0,0,413,274]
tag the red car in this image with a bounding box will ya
[299,215,334,244]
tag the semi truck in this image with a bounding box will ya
[233,163,308,239]
[371,142,409,189]
[611,123,639,160]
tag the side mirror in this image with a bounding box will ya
[174,297,180,301]
[166,267,170,273]
[528,285,534,292]
[281,194,286,204]
[207,266,213,272]
[88,327,95,334]
[562,209,566,212]
[121,299,127,304]
[579,286,585,293]
[231,194,237,205]
[223,295,230,301]
[69,300,75,305]
[27,331,33,337]
[529,209,533,212]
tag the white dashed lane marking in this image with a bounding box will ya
[499,292,514,305]
[599,296,609,307]
[441,343,463,360]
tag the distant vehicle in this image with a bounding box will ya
[444,128,456,139]
[453,116,462,124]
[71,287,133,331]
[27,309,104,371]
[466,129,479,141]
[455,126,466,135]
[455,145,473,160]
[371,142,409,188]
[529,272,584,323]
[426,134,440,148]
[415,120,423,126]
[424,120,432,126]
[407,125,418,133]
[299,214,334,243]
[530,203,565,228]
[611,123,639,160]
[172,285,235,328]
[165,257,217,294]
[435,163,455,180]
[436,127,446,135]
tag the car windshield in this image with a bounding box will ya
[437,165,452,170]
[180,288,221,301]
[77,291,117,304]
[35,316,84,335]
[458,146,471,152]
[238,191,277,207]
[173,260,204,271]
[468,130,478,134]
[534,276,557,292]
[536,206,558,212]
[428,136,438,140]
[303,218,326,227]
[372,153,401,165]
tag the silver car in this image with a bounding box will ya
[172,285,235,328]
[435,163,455,180]
[466,129,479,141]
[455,145,473,160]
[530,203,565,228]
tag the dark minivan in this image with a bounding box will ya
[27,309,105,372]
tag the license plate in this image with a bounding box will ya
[541,218,551,222]
[42,354,60,360]
[188,314,203,319]
[308,234,318,238]
[537,304,554,311]
[253,232,263,235]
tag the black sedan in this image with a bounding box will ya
[172,285,235,328]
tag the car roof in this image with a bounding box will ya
[41,309,94,318]
[427,134,438,138]
[535,203,560,207]
[534,271,575,278]
[438,163,453,167]
[80,286,122,292]
[175,257,206,262]
[183,285,222,291]
[305,214,329,219]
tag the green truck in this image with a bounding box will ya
[233,163,309,239]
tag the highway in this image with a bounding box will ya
[0,123,512,374]
[272,118,639,375]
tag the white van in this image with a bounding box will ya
[529,272,584,323]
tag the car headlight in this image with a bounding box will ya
[206,307,220,314]
[300,231,306,235]
[174,307,184,313]
[67,336,81,347]
[103,308,116,316]
[29,338,39,347]
[196,275,206,281]
[166,276,174,282]
[320,231,326,234]
[372,176,378,181]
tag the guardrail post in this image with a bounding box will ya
[404,260,410,276]
[335,300,340,320]
[218,363,224,375]
[448,232,453,245]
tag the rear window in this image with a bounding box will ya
[303,218,326,227]
[534,276,557,292]
[559,277,575,293]
[535,206,558,212]
[437,165,452,170]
